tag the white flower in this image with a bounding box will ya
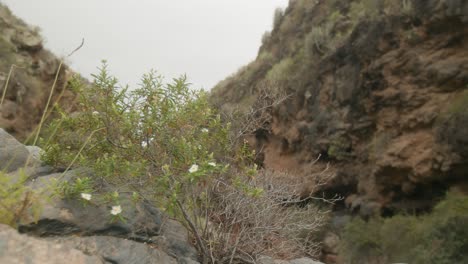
[110,205,122,215]
[188,164,199,173]
[92,111,99,115]
[208,162,216,167]
[141,141,148,148]
[201,128,209,133]
[80,193,92,201]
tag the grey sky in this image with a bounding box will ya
[2,0,288,89]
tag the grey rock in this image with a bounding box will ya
[152,219,198,261]
[0,224,103,264]
[178,257,201,264]
[289,258,324,264]
[13,30,42,51]
[0,128,29,172]
[258,256,324,264]
[25,145,44,165]
[151,236,198,263]
[21,171,163,241]
[161,218,190,242]
[50,235,177,264]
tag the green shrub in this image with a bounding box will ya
[304,10,347,57]
[340,192,468,264]
[279,14,295,34]
[348,0,385,24]
[328,136,352,161]
[305,25,332,55]
[435,90,468,157]
[441,90,468,117]
[265,57,294,85]
[273,7,284,30]
[401,0,414,16]
[0,169,42,227]
[53,176,94,200]
[41,62,328,263]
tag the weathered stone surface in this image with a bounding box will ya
[151,219,198,261]
[0,224,103,264]
[21,171,164,241]
[258,256,324,264]
[49,235,177,264]
[25,145,44,165]
[0,128,29,172]
[12,30,42,51]
[289,258,324,264]
[16,168,199,264]
[0,3,77,141]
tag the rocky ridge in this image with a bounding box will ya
[0,3,76,142]
[212,0,468,218]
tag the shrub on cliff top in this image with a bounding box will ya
[273,7,284,30]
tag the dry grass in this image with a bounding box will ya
[181,168,334,263]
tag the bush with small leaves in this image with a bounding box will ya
[0,169,42,227]
[41,62,330,263]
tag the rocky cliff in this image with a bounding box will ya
[212,0,468,217]
[0,3,76,142]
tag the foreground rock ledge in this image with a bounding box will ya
[0,224,103,264]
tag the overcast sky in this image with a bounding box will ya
[2,0,289,89]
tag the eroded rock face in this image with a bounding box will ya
[0,224,103,264]
[212,0,468,216]
[20,170,165,240]
[0,128,29,172]
[48,236,178,264]
[309,6,468,214]
[13,168,199,264]
[0,3,77,141]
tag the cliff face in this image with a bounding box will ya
[0,4,76,141]
[212,0,468,215]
